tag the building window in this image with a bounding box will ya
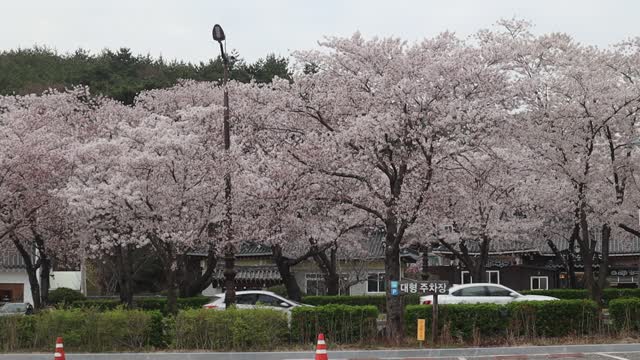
[367,273,385,293]
[461,271,472,284]
[428,255,442,266]
[530,276,548,290]
[487,270,500,284]
[305,273,326,295]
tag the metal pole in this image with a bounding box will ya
[431,292,438,345]
[215,29,236,308]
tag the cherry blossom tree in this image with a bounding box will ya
[426,144,542,283]
[0,88,93,309]
[64,81,231,312]
[506,24,640,304]
[243,31,509,339]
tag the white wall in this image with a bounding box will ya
[0,271,32,305]
[50,271,81,291]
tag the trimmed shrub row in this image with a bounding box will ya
[47,288,86,306]
[291,304,379,344]
[0,308,163,352]
[71,296,211,313]
[301,293,421,312]
[523,288,640,305]
[172,308,289,350]
[610,298,640,331]
[405,300,599,340]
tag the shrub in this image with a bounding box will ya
[602,289,640,305]
[266,284,288,298]
[0,315,36,352]
[72,299,120,311]
[48,288,86,306]
[72,296,210,313]
[301,294,420,313]
[0,309,162,352]
[172,308,288,350]
[291,304,378,344]
[609,298,640,331]
[522,289,588,300]
[177,296,211,310]
[507,300,598,337]
[405,303,508,341]
[522,288,640,305]
[405,300,599,342]
[302,295,386,312]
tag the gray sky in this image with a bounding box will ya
[3,0,639,63]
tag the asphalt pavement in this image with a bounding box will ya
[4,343,640,360]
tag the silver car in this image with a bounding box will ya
[0,302,33,316]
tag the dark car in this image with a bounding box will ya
[0,303,33,316]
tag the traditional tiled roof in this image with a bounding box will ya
[212,266,281,283]
[431,235,640,257]
[541,237,640,256]
[0,251,26,271]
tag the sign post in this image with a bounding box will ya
[417,318,426,346]
[431,291,438,344]
[399,280,449,346]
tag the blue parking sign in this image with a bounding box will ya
[390,281,399,296]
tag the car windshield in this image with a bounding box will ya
[0,303,23,313]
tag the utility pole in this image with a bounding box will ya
[212,24,236,307]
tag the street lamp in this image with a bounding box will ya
[212,24,235,308]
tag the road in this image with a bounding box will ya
[4,344,640,360]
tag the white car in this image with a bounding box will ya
[203,290,309,313]
[419,283,559,305]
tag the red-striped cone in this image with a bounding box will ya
[54,337,65,360]
[315,333,328,360]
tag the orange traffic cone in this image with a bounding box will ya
[54,337,65,360]
[315,333,328,360]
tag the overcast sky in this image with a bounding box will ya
[3,0,639,63]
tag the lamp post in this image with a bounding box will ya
[213,24,236,307]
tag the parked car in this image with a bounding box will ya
[0,302,33,316]
[420,283,559,305]
[203,290,310,313]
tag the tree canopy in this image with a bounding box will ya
[0,47,291,104]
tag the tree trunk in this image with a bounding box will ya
[313,246,340,296]
[567,227,578,289]
[33,231,51,306]
[166,248,178,315]
[11,235,42,309]
[593,224,611,307]
[178,247,217,298]
[578,206,598,302]
[223,244,236,309]
[420,244,429,281]
[272,245,303,301]
[39,257,51,306]
[384,230,403,343]
[115,244,134,307]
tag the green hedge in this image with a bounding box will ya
[507,300,598,337]
[609,298,640,331]
[301,294,420,312]
[172,308,288,350]
[406,303,508,341]
[405,300,598,341]
[72,299,120,311]
[523,289,640,305]
[291,304,378,344]
[0,309,163,352]
[48,288,86,306]
[72,296,211,313]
